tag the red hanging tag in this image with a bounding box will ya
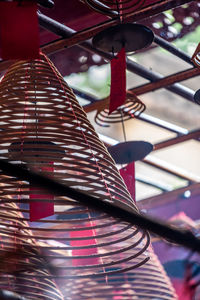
[119,0,123,23]
[120,162,135,203]
[70,222,99,266]
[30,164,54,222]
[109,47,126,114]
[0,1,39,60]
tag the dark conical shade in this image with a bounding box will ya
[108,141,153,164]
[194,89,200,105]
[92,23,154,53]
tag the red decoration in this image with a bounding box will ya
[120,162,135,203]
[109,47,126,114]
[30,164,54,222]
[70,222,99,266]
[0,1,39,59]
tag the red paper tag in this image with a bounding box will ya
[109,47,126,114]
[30,164,54,222]
[0,1,39,60]
[120,162,135,203]
[70,222,99,266]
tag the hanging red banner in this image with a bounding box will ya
[120,161,135,203]
[0,1,39,60]
[30,164,54,222]
[70,222,99,266]
[109,47,126,114]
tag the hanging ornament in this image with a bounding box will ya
[109,47,126,114]
[120,161,135,203]
[83,0,153,118]
[191,42,200,68]
[193,89,200,105]
[95,91,146,127]
[0,1,39,60]
[83,0,147,18]
[0,53,150,284]
[9,139,65,221]
[191,45,200,105]
[0,202,63,300]
[108,141,153,164]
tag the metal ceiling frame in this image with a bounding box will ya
[0,0,199,205]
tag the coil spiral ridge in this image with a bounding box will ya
[0,53,150,283]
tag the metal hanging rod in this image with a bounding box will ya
[153,35,194,66]
[0,159,199,253]
[135,174,171,192]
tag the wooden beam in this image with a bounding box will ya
[138,182,200,210]
[132,67,200,96]
[154,129,200,151]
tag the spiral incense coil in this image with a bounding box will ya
[63,248,177,299]
[191,42,200,68]
[0,53,150,280]
[0,202,63,300]
[82,0,146,18]
[95,91,146,127]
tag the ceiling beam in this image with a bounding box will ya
[138,182,200,210]
[136,174,171,192]
[131,67,200,96]
[136,113,188,134]
[154,129,200,151]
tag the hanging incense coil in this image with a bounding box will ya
[63,247,177,299]
[0,53,150,281]
[0,202,63,300]
[95,91,146,127]
[191,44,200,104]
[192,42,200,68]
[82,0,146,18]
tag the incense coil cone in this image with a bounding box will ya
[0,202,63,300]
[95,91,146,127]
[0,53,150,281]
[192,42,200,68]
[63,247,177,299]
[82,0,146,18]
